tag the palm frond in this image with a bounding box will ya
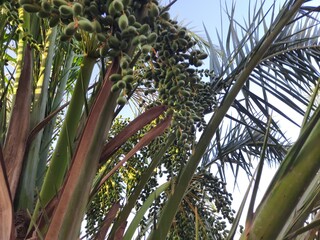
[201,0,320,178]
[201,113,288,180]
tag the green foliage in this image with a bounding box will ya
[7,0,319,239]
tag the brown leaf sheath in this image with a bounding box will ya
[45,58,120,239]
[99,105,167,164]
[95,115,172,192]
[0,144,15,240]
[4,45,32,198]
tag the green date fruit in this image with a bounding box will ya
[64,22,77,36]
[147,32,157,44]
[117,80,127,89]
[108,36,121,49]
[22,4,41,13]
[53,0,68,7]
[117,96,127,105]
[41,0,52,12]
[72,2,83,16]
[59,5,73,17]
[110,73,122,82]
[78,19,94,33]
[122,75,134,83]
[118,14,128,31]
[49,16,60,27]
[149,2,159,17]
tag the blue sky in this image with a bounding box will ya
[166,0,286,44]
[167,0,222,37]
[166,0,227,50]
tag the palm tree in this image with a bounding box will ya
[1,0,319,239]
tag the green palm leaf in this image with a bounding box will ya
[201,0,320,178]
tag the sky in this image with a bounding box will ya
[165,0,221,37]
[166,0,284,43]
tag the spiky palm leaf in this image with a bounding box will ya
[202,114,288,180]
[200,0,320,179]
